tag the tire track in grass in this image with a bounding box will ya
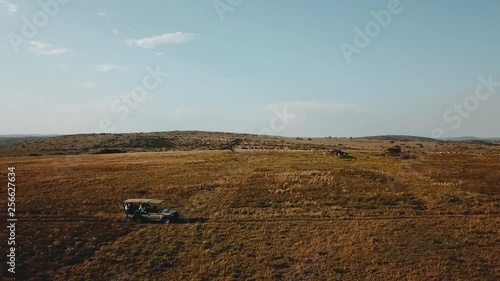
[11,213,499,224]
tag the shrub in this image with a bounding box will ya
[94,148,127,154]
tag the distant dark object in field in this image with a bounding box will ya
[220,138,243,151]
[29,153,42,157]
[329,149,355,159]
[432,238,444,245]
[386,145,402,156]
[308,138,312,141]
[94,148,127,154]
[384,145,416,159]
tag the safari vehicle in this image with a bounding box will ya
[123,198,179,224]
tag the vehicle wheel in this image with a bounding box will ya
[162,218,170,224]
[134,216,143,224]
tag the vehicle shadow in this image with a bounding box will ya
[175,217,209,224]
[125,217,208,224]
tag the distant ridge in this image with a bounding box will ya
[443,136,500,141]
[358,135,500,142]
[0,134,60,143]
[358,135,437,142]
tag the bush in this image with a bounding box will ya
[94,148,127,154]
[386,145,402,156]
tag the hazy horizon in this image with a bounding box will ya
[1,0,499,138]
[1,131,499,140]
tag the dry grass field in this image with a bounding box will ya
[0,132,499,280]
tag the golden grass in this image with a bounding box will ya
[51,218,498,281]
[0,141,498,280]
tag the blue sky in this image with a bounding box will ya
[1,0,499,137]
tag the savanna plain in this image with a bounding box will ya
[0,132,498,280]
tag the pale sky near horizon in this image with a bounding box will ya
[1,0,499,137]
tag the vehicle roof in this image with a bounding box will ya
[123,198,164,204]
